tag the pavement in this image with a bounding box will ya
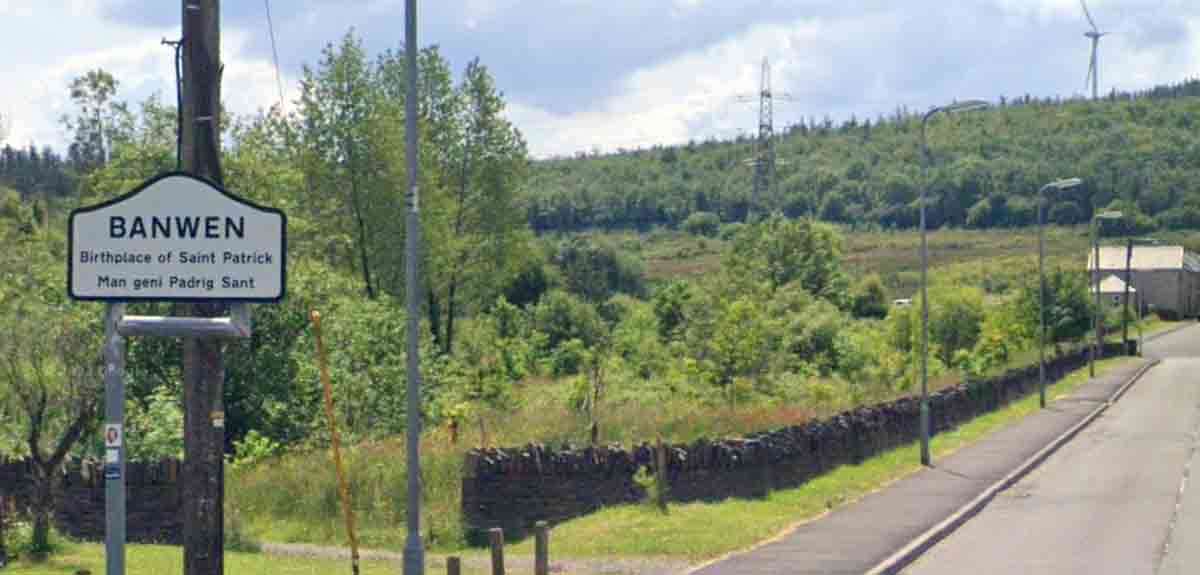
[691,324,1199,575]
[904,324,1200,575]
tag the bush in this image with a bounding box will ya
[531,290,606,351]
[682,211,721,237]
[718,222,745,241]
[552,237,646,302]
[850,274,889,319]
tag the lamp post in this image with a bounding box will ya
[403,0,425,574]
[918,99,989,467]
[1090,210,1123,377]
[1037,178,1082,409]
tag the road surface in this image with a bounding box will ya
[906,324,1200,575]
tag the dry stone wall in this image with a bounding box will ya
[0,459,182,544]
[462,342,1130,541]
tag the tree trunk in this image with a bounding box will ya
[29,465,54,560]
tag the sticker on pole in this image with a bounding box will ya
[105,424,122,448]
[68,172,287,302]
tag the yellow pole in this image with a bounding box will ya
[311,310,361,575]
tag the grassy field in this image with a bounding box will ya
[597,226,1095,293]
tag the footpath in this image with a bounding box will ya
[691,325,1195,575]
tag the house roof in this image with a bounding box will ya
[1091,275,1136,294]
[1088,245,1200,272]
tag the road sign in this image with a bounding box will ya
[68,172,286,302]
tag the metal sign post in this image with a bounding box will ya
[103,303,127,575]
[71,172,282,575]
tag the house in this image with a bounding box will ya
[1091,274,1137,311]
[1088,245,1200,319]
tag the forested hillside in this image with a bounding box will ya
[524,81,1200,233]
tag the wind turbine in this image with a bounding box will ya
[1081,0,1108,100]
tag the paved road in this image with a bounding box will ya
[906,324,1200,575]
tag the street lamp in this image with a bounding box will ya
[1090,210,1123,377]
[918,99,990,467]
[1037,178,1083,409]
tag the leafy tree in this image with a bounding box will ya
[850,274,889,319]
[1016,267,1094,345]
[682,211,720,237]
[552,236,646,302]
[725,214,847,302]
[0,230,100,558]
[297,31,393,298]
[652,280,694,340]
[60,69,132,173]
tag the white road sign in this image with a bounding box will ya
[69,172,286,301]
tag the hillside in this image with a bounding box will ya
[522,80,1200,234]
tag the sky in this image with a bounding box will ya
[1,0,1199,159]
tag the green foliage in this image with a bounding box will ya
[725,215,848,304]
[552,236,646,302]
[850,274,889,319]
[523,88,1200,233]
[651,280,693,340]
[682,211,721,237]
[230,430,282,471]
[123,386,184,462]
[531,290,606,352]
[1016,267,1094,344]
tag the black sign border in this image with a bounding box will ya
[68,171,288,303]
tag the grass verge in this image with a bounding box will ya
[503,355,1140,560]
[0,543,495,575]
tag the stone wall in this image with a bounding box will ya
[462,342,1130,540]
[0,459,183,544]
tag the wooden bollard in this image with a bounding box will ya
[489,528,505,575]
[446,556,461,575]
[535,521,549,575]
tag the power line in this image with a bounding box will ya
[264,0,286,110]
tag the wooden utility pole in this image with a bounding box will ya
[181,1,225,574]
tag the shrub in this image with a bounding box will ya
[682,211,721,237]
[552,236,646,302]
[531,290,606,351]
[850,274,889,319]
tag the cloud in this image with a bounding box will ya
[6,0,1200,159]
[0,4,290,150]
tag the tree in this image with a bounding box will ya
[60,69,132,173]
[725,214,848,302]
[850,274,889,319]
[432,58,530,355]
[0,233,101,558]
[297,31,391,299]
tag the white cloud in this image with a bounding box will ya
[507,16,870,158]
[0,4,289,151]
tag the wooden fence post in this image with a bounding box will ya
[446,556,461,575]
[488,527,505,575]
[535,521,549,575]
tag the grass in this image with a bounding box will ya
[502,355,1139,560]
[599,226,1094,291]
[0,543,486,575]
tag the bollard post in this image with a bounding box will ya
[488,528,505,575]
[535,521,549,575]
[446,556,461,575]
